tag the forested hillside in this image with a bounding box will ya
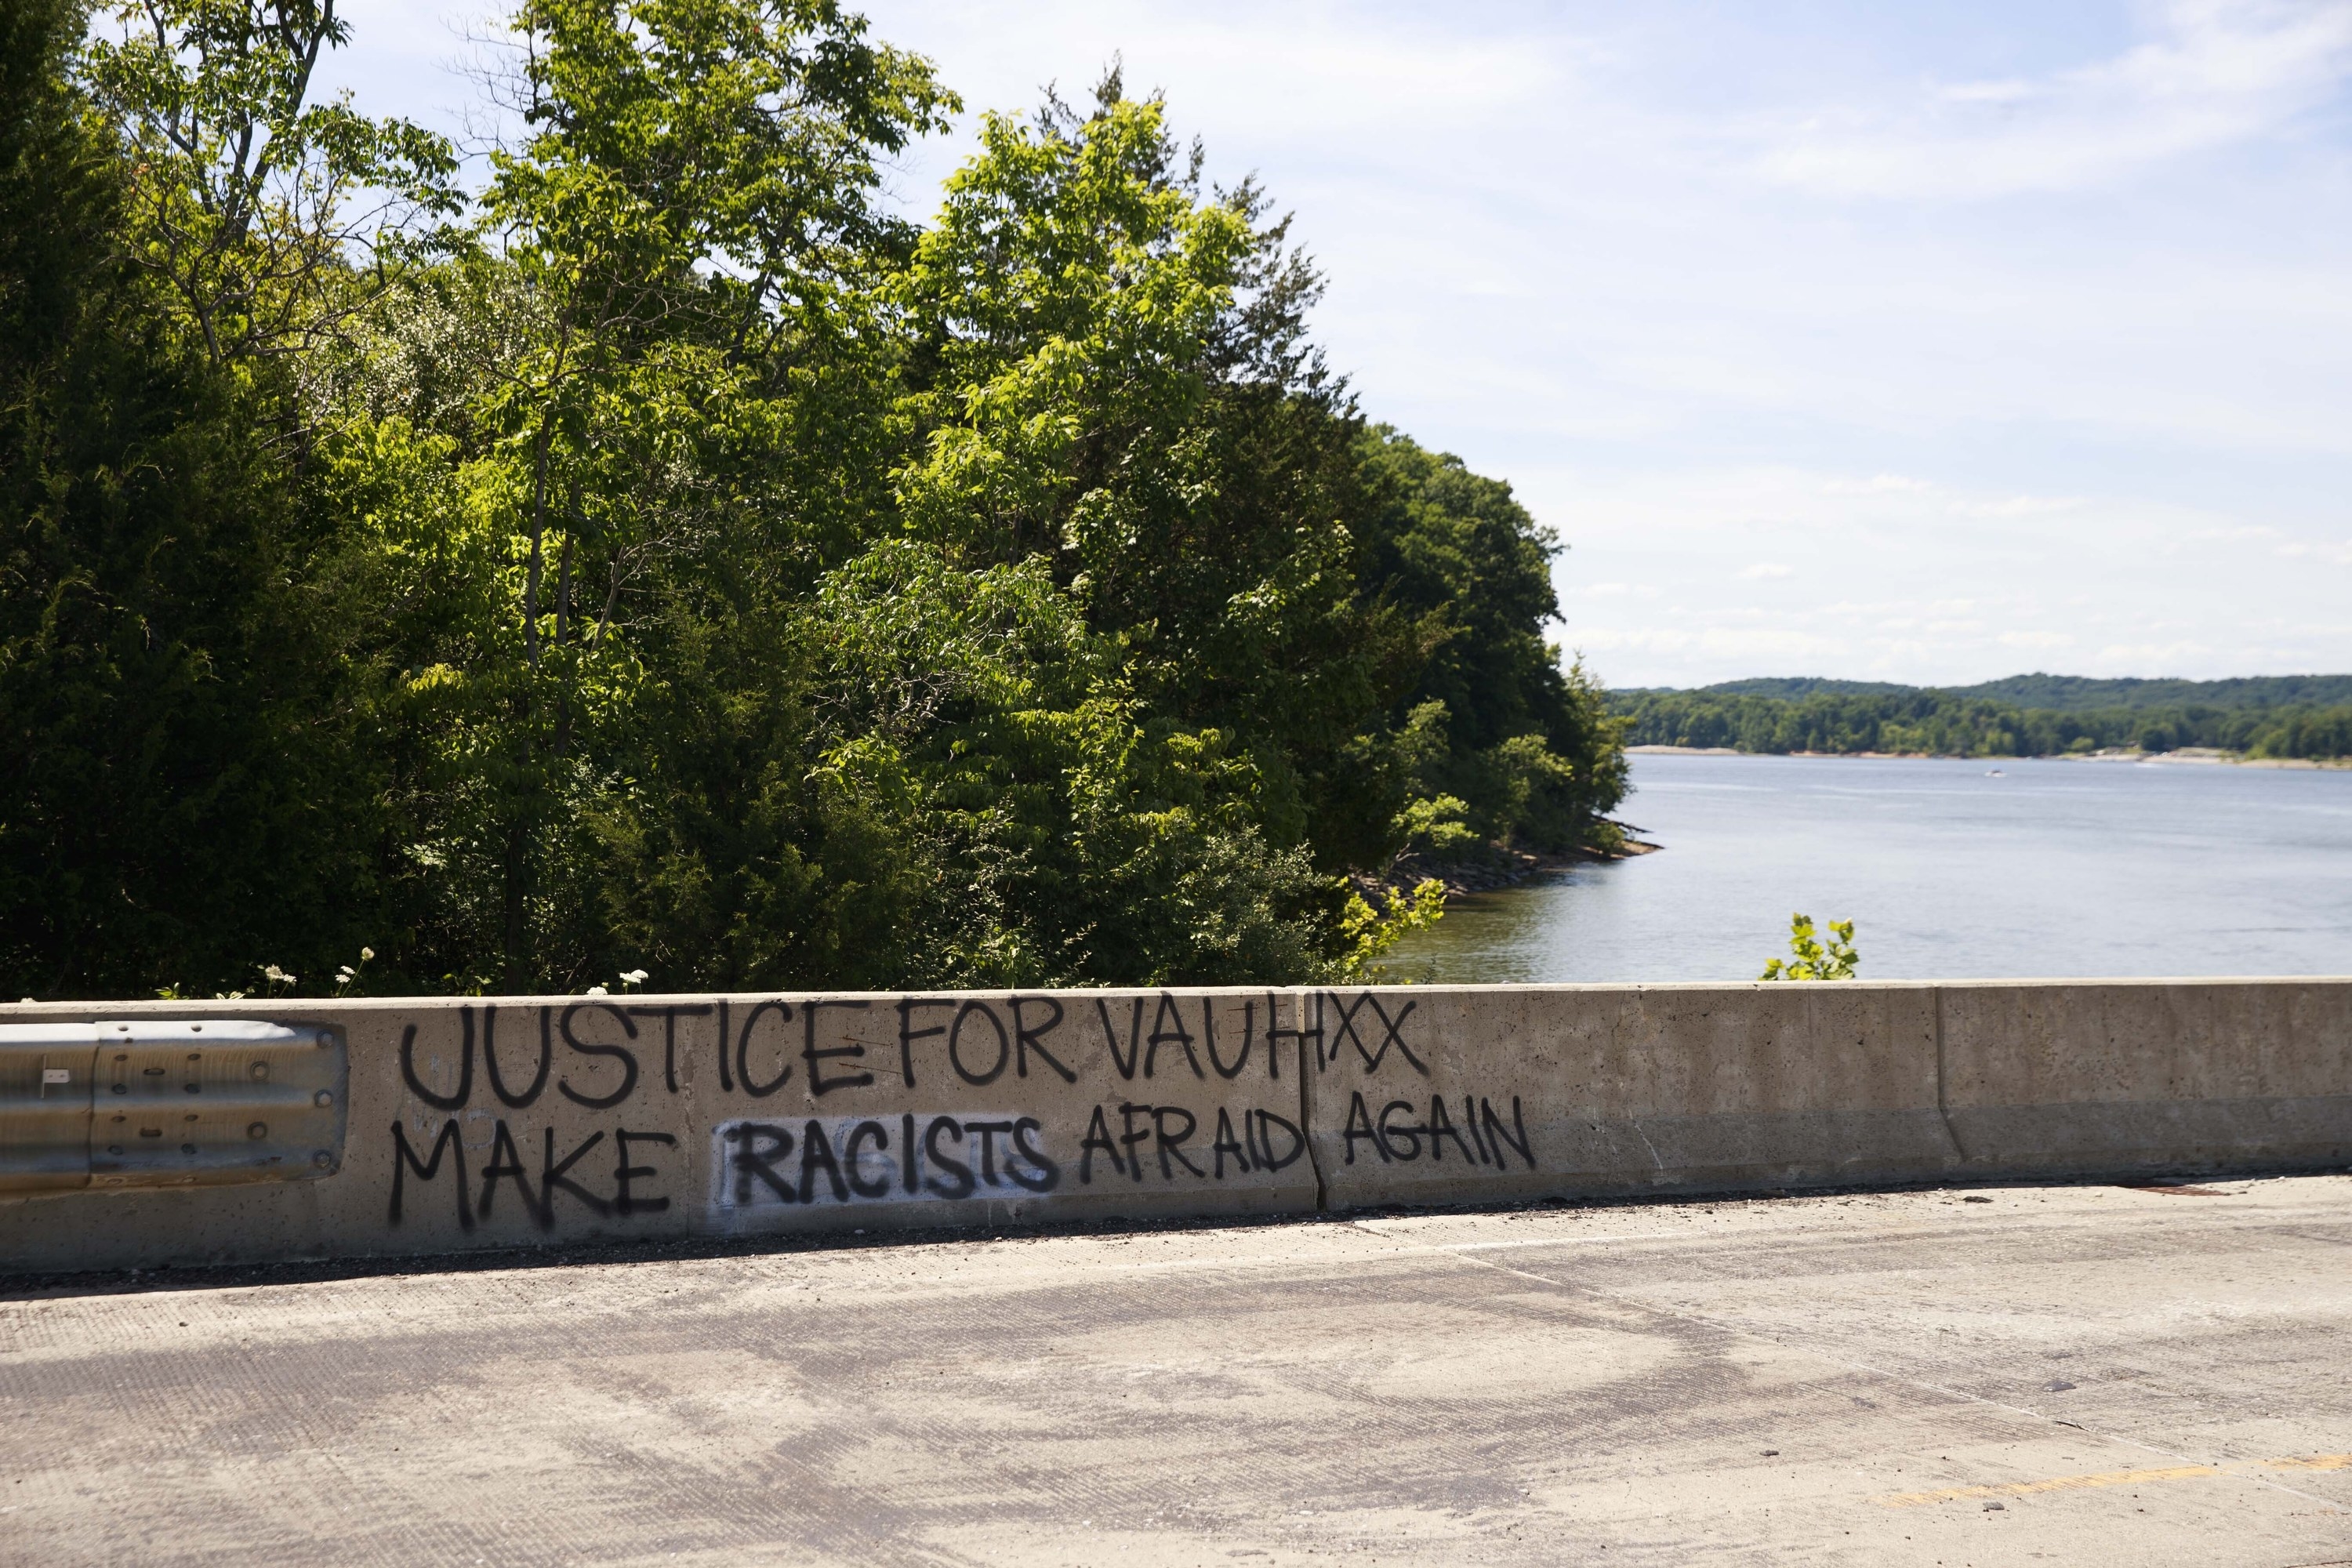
[1951,673,2352,711]
[1640,673,2352,710]
[1617,680,2352,760]
[0,0,1624,999]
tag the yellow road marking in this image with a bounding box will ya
[1876,1455,2352,1508]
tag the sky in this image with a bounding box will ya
[321,0,2352,688]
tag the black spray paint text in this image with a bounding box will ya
[712,1113,1057,1208]
[388,1117,676,1232]
[393,990,1421,1115]
[1340,1092,1534,1170]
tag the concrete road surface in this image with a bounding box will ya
[4,1177,2350,1566]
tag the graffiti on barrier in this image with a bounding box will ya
[378,988,1532,1231]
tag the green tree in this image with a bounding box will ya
[4,10,1629,997]
[81,0,459,368]
[1353,430,1625,858]
[333,0,956,989]
[848,75,1385,981]
[0,0,436,996]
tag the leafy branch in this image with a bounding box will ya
[1759,913,1858,982]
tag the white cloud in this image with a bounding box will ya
[1527,459,2352,685]
[1755,0,2352,200]
[1576,625,1853,663]
[2186,523,2286,543]
[1825,474,1937,495]
[1938,78,2038,107]
[2092,639,2225,669]
[1739,562,1794,579]
[1965,494,2089,518]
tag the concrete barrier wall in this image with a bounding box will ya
[1301,984,1956,1210]
[1938,982,2352,1178]
[0,978,2345,1273]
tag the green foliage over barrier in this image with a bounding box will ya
[0,2,1623,998]
[1759,914,1858,982]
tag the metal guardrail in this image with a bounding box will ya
[0,1020,346,1195]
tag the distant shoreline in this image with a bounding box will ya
[1610,675,2352,768]
[1624,744,2352,770]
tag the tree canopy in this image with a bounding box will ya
[1,0,1625,999]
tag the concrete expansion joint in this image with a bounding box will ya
[1933,984,1971,1165]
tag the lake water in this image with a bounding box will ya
[1384,753,2352,982]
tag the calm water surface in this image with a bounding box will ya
[1385,753,2352,982]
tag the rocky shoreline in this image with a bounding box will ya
[1367,822,1661,906]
